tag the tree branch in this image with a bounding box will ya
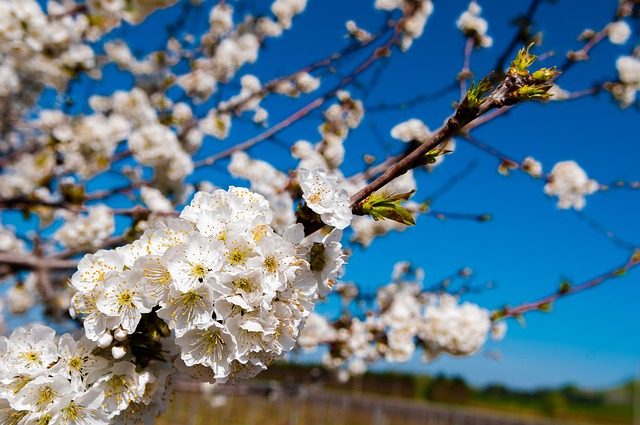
[493,254,639,320]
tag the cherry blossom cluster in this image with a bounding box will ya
[55,205,115,251]
[0,185,348,422]
[6,273,39,315]
[176,1,307,104]
[0,325,174,425]
[0,0,318,209]
[0,0,179,152]
[0,0,95,99]
[68,187,346,387]
[298,262,502,381]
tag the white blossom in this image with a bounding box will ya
[271,0,307,29]
[615,55,640,107]
[55,206,115,251]
[199,110,232,139]
[51,387,109,425]
[96,270,155,334]
[53,334,109,391]
[296,72,321,93]
[175,323,237,380]
[165,233,224,292]
[298,168,353,229]
[141,186,174,213]
[95,362,146,417]
[298,312,336,351]
[491,321,507,341]
[522,156,543,178]
[390,118,431,143]
[346,20,373,42]
[544,160,599,210]
[457,2,493,47]
[12,375,72,413]
[419,294,491,359]
[209,3,234,36]
[606,21,631,45]
[157,281,216,335]
[5,325,58,375]
[7,284,35,315]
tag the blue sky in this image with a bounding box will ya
[238,0,640,389]
[20,0,640,389]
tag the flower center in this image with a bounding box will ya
[191,264,207,280]
[181,290,204,306]
[264,256,278,273]
[22,350,41,365]
[68,356,83,371]
[117,290,134,307]
[60,401,84,422]
[228,248,248,266]
[309,191,323,204]
[36,385,57,410]
[202,329,225,362]
[234,278,255,293]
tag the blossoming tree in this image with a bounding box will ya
[0,0,638,423]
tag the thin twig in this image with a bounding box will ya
[459,37,475,102]
[573,210,637,253]
[494,255,639,320]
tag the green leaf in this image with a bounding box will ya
[514,84,554,101]
[371,205,415,226]
[362,190,417,226]
[422,148,453,165]
[491,306,510,322]
[538,301,553,312]
[532,67,560,83]
[613,268,627,276]
[463,74,494,110]
[511,43,538,75]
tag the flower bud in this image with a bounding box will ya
[114,327,128,341]
[112,345,127,359]
[97,332,113,348]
